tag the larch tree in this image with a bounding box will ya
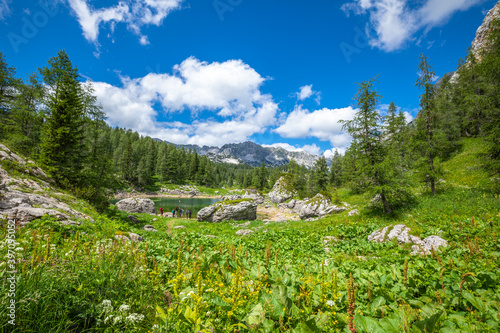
[340,77,393,213]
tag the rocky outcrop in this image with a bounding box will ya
[115,198,156,214]
[222,192,265,204]
[368,224,448,255]
[451,1,500,81]
[142,225,157,232]
[299,193,346,220]
[268,175,296,203]
[197,200,257,222]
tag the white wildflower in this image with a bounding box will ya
[206,311,211,316]
[113,316,122,325]
[118,304,130,312]
[104,315,113,324]
[326,300,335,307]
[101,300,113,312]
[125,313,144,324]
[152,324,159,329]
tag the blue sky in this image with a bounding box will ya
[0,0,497,156]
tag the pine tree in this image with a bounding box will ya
[0,52,22,139]
[39,50,86,187]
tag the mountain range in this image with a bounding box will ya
[156,140,324,168]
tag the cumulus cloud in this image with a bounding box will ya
[294,84,321,104]
[0,0,11,20]
[67,0,183,48]
[341,0,484,51]
[275,105,356,151]
[91,57,279,147]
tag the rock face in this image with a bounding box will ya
[197,200,257,222]
[348,209,359,216]
[268,175,296,203]
[299,194,346,220]
[451,1,500,81]
[115,198,156,214]
[368,224,448,255]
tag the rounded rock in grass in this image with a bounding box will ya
[115,198,156,214]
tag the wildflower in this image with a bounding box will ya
[104,315,113,324]
[15,247,24,252]
[113,316,122,325]
[118,304,130,312]
[152,324,159,329]
[126,313,144,324]
[326,300,335,307]
[101,300,113,312]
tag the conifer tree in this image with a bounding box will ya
[39,50,86,187]
[340,77,394,213]
[413,54,442,195]
[313,156,329,192]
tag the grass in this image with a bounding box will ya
[1,138,499,332]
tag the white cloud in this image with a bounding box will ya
[342,0,484,51]
[0,0,11,20]
[295,84,321,104]
[263,143,322,156]
[324,148,346,157]
[92,57,279,147]
[67,0,183,48]
[275,105,356,151]
[403,111,413,123]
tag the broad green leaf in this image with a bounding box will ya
[462,291,486,313]
[414,311,444,333]
[156,305,166,321]
[246,303,265,325]
[354,314,385,333]
[370,296,386,314]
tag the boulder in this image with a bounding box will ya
[299,194,346,220]
[173,225,186,229]
[268,175,296,203]
[197,200,257,223]
[348,209,359,216]
[115,198,156,214]
[236,229,254,236]
[142,225,157,232]
[368,224,448,256]
[411,236,448,256]
[128,215,140,224]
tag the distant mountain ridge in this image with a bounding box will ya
[155,140,323,168]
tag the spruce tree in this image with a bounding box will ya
[313,156,329,192]
[39,50,86,187]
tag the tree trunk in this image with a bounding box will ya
[380,192,392,214]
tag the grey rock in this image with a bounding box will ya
[299,194,346,219]
[142,224,157,232]
[10,153,26,165]
[197,200,257,223]
[116,198,156,214]
[276,215,287,223]
[237,221,251,228]
[128,215,140,224]
[0,143,11,152]
[348,209,359,216]
[173,225,186,229]
[268,176,296,203]
[205,235,217,238]
[115,235,130,242]
[324,236,339,243]
[236,229,254,236]
[411,236,448,256]
[128,233,143,242]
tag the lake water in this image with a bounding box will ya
[111,197,222,217]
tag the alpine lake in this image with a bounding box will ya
[111,197,222,217]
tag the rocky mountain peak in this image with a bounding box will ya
[471,1,500,61]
